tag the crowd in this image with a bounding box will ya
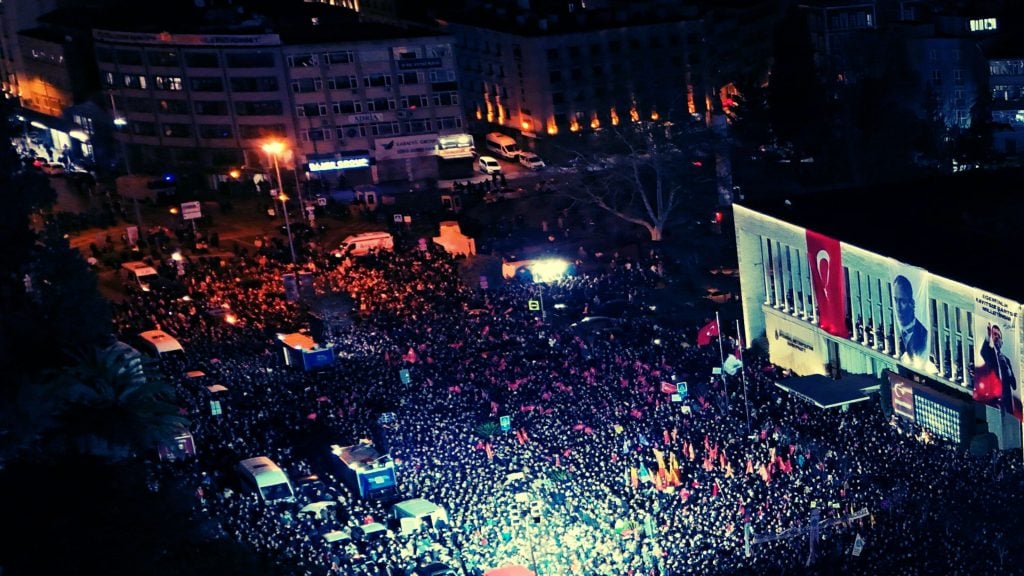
[112,236,1024,576]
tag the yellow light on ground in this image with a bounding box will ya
[229,169,241,179]
[225,313,238,325]
[171,251,182,262]
[169,207,179,215]
[278,192,289,202]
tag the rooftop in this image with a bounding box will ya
[43,0,442,45]
[737,168,1024,301]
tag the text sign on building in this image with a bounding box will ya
[374,134,439,160]
[349,113,384,124]
[397,58,442,70]
[308,157,371,172]
[180,201,202,220]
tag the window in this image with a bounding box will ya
[436,116,462,130]
[225,52,275,68]
[95,47,114,63]
[125,97,154,113]
[546,48,559,62]
[147,50,179,67]
[931,69,942,83]
[953,69,963,85]
[432,91,458,106]
[333,100,362,114]
[568,46,581,58]
[184,51,219,68]
[130,121,156,136]
[199,124,232,139]
[325,50,354,65]
[194,100,228,115]
[401,94,429,109]
[292,78,323,93]
[191,77,224,92]
[158,99,189,114]
[238,124,286,139]
[328,75,358,90]
[288,54,317,68]
[364,73,392,88]
[235,101,284,116]
[428,69,456,83]
[369,121,400,136]
[230,76,279,92]
[162,123,192,138]
[300,128,332,142]
[398,71,421,85]
[123,74,147,89]
[366,97,395,112]
[154,76,183,91]
[116,49,144,65]
[338,125,365,139]
[404,119,431,133]
[549,70,562,83]
[297,102,328,117]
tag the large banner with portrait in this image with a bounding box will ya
[806,229,848,338]
[888,263,931,370]
[973,292,1022,421]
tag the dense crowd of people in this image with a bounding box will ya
[111,237,1024,576]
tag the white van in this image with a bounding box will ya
[478,156,502,175]
[121,261,159,292]
[237,456,295,504]
[485,132,521,160]
[137,329,184,357]
[332,231,394,258]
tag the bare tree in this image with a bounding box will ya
[557,119,713,242]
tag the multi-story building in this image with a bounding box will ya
[434,1,713,156]
[985,39,1024,156]
[89,1,468,186]
[733,169,1024,450]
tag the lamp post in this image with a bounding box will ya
[263,140,308,222]
[263,141,296,264]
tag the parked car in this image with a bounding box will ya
[279,221,327,240]
[518,152,545,170]
[478,155,502,175]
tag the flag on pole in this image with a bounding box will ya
[653,448,666,472]
[630,467,639,489]
[696,318,720,346]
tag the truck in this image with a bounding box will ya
[115,174,176,204]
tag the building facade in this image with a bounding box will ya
[734,175,1024,450]
[437,4,712,156]
[93,15,468,187]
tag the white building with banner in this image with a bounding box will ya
[733,169,1024,450]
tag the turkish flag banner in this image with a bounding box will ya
[696,319,719,346]
[806,229,849,338]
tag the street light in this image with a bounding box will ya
[277,192,297,264]
[262,140,308,222]
[262,141,297,264]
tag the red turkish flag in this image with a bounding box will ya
[806,229,849,338]
[696,319,720,346]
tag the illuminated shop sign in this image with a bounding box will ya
[308,157,370,172]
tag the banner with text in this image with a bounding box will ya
[973,291,1022,420]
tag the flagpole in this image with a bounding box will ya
[717,311,729,410]
[738,319,752,435]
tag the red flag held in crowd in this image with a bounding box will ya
[660,381,678,394]
[696,319,720,346]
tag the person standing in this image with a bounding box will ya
[979,323,1019,417]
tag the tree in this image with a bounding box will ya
[49,344,188,461]
[557,119,714,243]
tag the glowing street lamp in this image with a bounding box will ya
[262,141,297,264]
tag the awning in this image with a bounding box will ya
[774,373,881,409]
